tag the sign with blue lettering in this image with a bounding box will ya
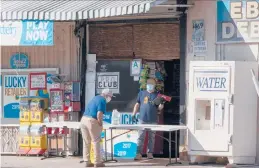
[103,112,140,159]
[130,59,142,76]
[217,0,259,43]
[0,20,53,46]
[3,75,28,118]
[194,70,230,92]
[10,53,29,69]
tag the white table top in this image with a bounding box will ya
[108,124,187,131]
[41,122,81,129]
[41,122,187,131]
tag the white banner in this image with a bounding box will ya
[0,21,53,46]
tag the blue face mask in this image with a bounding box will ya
[146,84,154,92]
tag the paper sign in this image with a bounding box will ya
[29,72,47,90]
[133,76,139,81]
[130,59,142,76]
[193,41,207,56]
[192,20,205,41]
[96,72,120,94]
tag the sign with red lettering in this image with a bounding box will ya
[96,72,119,94]
[29,72,47,90]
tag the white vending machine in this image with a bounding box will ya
[187,61,258,164]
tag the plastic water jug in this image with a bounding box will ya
[111,109,120,125]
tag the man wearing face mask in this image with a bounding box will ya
[132,78,164,160]
[81,88,113,167]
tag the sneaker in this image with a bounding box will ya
[94,162,105,167]
[134,153,142,160]
[147,153,154,159]
[86,162,94,167]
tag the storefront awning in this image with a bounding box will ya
[1,0,167,21]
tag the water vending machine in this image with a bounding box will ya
[187,61,258,165]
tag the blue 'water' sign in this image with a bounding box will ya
[10,53,29,69]
[194,70,229,92]
[217,0,259,43]
[196,77,227,90]
[0,20,54,46]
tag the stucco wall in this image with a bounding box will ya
[185,0,259,163]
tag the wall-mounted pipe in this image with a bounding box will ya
[156,4,194,7]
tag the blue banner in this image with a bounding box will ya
[0,20,54,46]
[217,0,259,43]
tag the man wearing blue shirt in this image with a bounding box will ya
[132,78,164,160]
[81,89,113,167]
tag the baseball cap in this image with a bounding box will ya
[101,88,114,97]
[147,78,156,85]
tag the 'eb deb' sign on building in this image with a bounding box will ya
[217,0,259,43]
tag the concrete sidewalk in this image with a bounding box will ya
[1,155,228,168]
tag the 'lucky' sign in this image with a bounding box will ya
[194,70,230,92]
[217,0,259,43]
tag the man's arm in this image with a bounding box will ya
[158,104,164,111]
[97,99,106,126]
[133,103,140,116]
[133,92,141,116]
[97,111,103,126]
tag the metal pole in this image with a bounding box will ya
[110,129,114,160]
[169,131,171,164]
[175,131,177,163]
[105,129,107,161]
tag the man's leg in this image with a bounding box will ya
[135,120,146,160]
[88,118,103,166]
[80,117,93,167]
[147,129,156,159]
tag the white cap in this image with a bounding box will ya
[101,88,114,97]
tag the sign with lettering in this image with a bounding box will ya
[193,41,207,56]
[29,72,47,90]
[192,20,205,41]
[10,53,29,69]
[3,75,28,118]
[130,59,142,76]
[217,0,259,43]
[96,72,119,94]
[103,112,139,158]
[194,70,230,92]
[0,21,53,46]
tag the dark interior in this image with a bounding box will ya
[95,59,180,158]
